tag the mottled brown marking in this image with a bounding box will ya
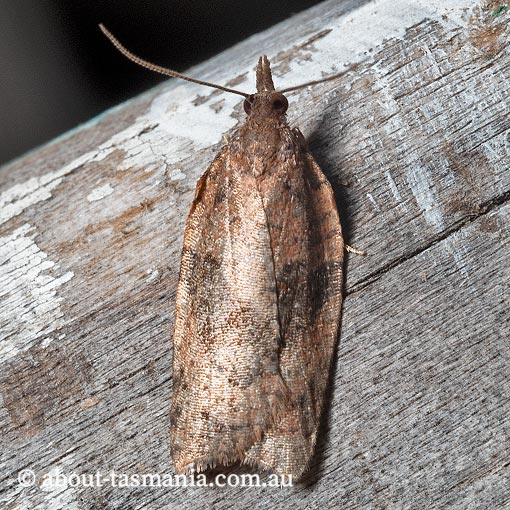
[171,56,344,480]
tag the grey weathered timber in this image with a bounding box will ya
[1,1,509,508]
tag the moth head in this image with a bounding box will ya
[242,55,289,118]
[243,92,289,117]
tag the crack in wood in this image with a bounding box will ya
[346,188,510,295]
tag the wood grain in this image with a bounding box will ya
[1,1,508,508]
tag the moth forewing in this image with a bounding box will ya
[100,27,345,480]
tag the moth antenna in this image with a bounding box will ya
[278,63,359,93]
[99,24,249,98]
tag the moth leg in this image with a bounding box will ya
[345,244,367,255]
[223,134,231,144]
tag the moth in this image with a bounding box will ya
[100,25,358,480]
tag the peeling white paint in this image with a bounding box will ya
[86,183,114,202]
[0,174,63,225]
[0,225,73,363]
[0,150,112,226]
[148,85,241,160]
[0,0,477,230]
[276,0,474,91]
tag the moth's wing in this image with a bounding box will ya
[171,147,289,474]
[244,136,344,479]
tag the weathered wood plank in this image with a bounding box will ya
[1,0,509,508]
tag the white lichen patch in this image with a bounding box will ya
[0,224,73,363]
[86,183,114,202]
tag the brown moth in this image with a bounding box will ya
[101,25,346,480]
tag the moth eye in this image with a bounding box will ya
[271,93,288,113]
[243,94,255,114]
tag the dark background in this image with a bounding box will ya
[0,0,323,167]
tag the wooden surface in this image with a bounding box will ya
[1,0,509,508]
